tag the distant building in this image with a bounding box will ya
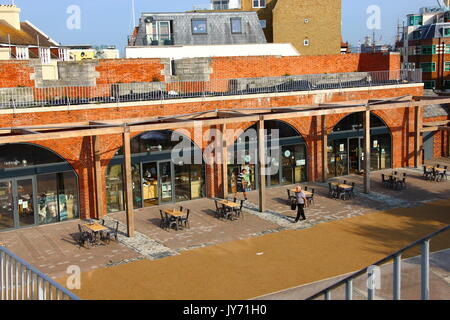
[66,45,120,61]
[128,11,266,47]
[0,4,68,63]
[126,10,299,59]
[397,2,450,90]
[192,0,342,56]
[360,36,392,54]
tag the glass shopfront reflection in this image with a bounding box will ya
[328,113,392,178]
[105,130,206,213]
[228,120,308,191]
[0,144,80,231]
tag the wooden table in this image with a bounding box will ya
[84,222,107,233]
[164,209,184,218]
[217,200,240,208]
[331,182,352,190]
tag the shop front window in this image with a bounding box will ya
[105,164,124,213]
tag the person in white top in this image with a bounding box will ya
[294,185,307,223]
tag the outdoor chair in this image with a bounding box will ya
[166,212,179,231]
[159,210,170,230]
[308,188,315,206]
[179,209,190,229]
[343,180,347,185]
[349,182,356,198]
[328,183,337,199]
[436,164,440,168]
[437,170,447,182]
[77,224,95,247]
[233,200,245,220]
[381,174,388,188]
[423,166,432,180]
[339,187,350,201]
[103,221,119,243]
[214,200,225,219]
[304,186,308,191]
[179,206,184,213]
[287,189,292,204]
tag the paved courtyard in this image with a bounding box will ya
[0,161,449,281]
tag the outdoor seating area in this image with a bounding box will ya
[328,181,355,200]
[381,171,407,190]
[214,198,245,221]
[78,219,119,247]
[159,206,191,231]
[423,165,448,182]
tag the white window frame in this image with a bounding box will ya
[58,48,69,61]
[16,46,29,60]
[253,0,266,8]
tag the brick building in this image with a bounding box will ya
[195,0,342,55]
[0,52,448,234]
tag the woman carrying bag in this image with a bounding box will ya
[293,186,307,223]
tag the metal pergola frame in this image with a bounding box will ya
[0,95,449,237]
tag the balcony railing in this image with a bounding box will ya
[0,69,422,110]
[306,225,450,300]
[1,246,79,300]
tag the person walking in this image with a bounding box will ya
[235,169,248,200]
[294,186,307,223]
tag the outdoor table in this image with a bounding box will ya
[331,182,352,190]
[83,222,108,245]
[164,209,184,218]
[218,200,240,208]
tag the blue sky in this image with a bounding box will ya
[9,0,440,52]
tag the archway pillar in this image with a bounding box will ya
[363,109,371,194]
[220,124,229,199]
[414,106,423,168]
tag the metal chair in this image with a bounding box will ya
[103,221,119,243]
[233,200,245,220]
[179,209,190,229]
[328,183,337,199]
[77,224,93,247]
[381,174,388,188]
[159,210,169,230]
[214,200,225,219]
[308,189,315,206]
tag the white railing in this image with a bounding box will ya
[306,225,449,300]
[0,246,79,300]
[0,69,422,110]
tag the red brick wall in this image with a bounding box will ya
[423,116,450,159]
[210,53,400,79]
[95,58,165,84]
[0,61,34,88]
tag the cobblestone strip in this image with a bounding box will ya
[243,202,314,230]
[102,216,178,261]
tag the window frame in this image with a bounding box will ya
[444,27,450,37]
[230,17,242,34]
[423,80,435,89]
[253,0,266,8]
[445,61,450,72]
[421,45,435,55]
[191,18,208,35]
[420,62,436,73]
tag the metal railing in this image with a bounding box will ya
[306,224,450,300]
[0,69,422,110]
[0,246,79,300]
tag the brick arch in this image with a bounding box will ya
[326,111,393,135]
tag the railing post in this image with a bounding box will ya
[325,291,331,300]
[345,280,353,300]
[367,266,375,300]
[421,239,430,300]
[393,254,401,300]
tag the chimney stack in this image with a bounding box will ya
[0,4,21,30]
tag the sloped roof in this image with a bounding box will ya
[0,20,58,47]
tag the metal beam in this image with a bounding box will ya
[363,109,371,194]
[123,126,135,237]
[257,118,266,212]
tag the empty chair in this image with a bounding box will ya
[287,189,292,203]
[396,177,406,190]
[159,210,168,229]
[343,180,347,185]
[381,174,388,188]
[179,206,184,212]
[436,164,440,168]
[308,188,315,206]
[328,183,336,198]
[304,186,308,191]
[77,224,92,247]
[349,182,356,198]
[103,221,119,243]
[233,200,245,220]
[437,169,447,182]
[423,166,431,180]
[214,200,225,219]
[179,209,190,229]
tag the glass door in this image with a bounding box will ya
[159,161,174,203]
[0,177,37,231]
[142,162,159,207]
[0,180,14,230]
[16,178,36,227]
[348,138,361,174]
